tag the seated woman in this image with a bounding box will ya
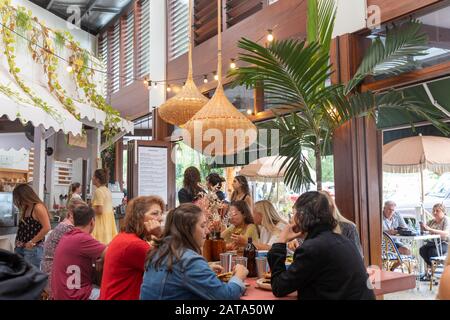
[100,196,164,300]
[419,203,449,280]
[268,191,375,300]
[321,191,363,257]
[221,201,259,251]
[253,200,288,250]
[140,203,248,300]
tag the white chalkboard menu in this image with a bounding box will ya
[137,146,168,204]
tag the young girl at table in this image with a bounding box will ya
[140,203,248,300]
[221,200,259,251]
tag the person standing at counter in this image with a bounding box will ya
[91,169,117,245]
[13,184,51,270]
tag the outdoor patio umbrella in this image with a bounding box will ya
[239,156,291,181]
[383,134,450,213]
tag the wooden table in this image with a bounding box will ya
[241,268,416,300]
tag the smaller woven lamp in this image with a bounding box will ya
[158,0,209,126]
[182,0,257,156]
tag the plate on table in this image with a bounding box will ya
[256,278,272,291]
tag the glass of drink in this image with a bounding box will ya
[235,256,248,268]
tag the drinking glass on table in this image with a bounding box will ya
[235,256,247,268]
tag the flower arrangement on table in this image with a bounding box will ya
[194,183,229,238]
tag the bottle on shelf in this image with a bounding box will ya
[243,237,257,277]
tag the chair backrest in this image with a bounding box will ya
[382,232,403,263]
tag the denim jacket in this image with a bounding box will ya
[140,248,245,300]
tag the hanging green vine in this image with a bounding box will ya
[0,3,58,118]
[0,0,125,142]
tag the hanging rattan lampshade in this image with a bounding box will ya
[158,0,209,126]
[182,0,257,156]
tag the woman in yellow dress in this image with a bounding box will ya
[91,169,117,244]
[221,200,259,252]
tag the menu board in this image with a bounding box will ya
[137,146,168,203]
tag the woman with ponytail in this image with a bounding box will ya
[67,182,82,206]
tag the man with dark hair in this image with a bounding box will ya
[51,205,107,300]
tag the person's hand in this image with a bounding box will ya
[387,229,397,236]
[231,234,247,246]
[279,224,303,243]
[210,264,224,274]
[144,219,162,237]
[233,264,249,281]
[287,239,299,251]
[24,241,35,250]
[226,242,237,251]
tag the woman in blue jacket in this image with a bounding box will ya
[140,203,248,300]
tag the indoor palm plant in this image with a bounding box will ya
[230,0,449,192]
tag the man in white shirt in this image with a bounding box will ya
[382,201,411,257]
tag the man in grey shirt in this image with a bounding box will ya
[382,201,411,257]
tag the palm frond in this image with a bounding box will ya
[230,38,333,110]
[346,20,428,94]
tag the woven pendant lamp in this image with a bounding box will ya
[182,0,257,156]
[158,0,209,126]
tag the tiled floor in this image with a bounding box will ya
[384,281,439,300]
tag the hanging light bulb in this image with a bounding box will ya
[246,109,253,115]
[267,29,274,42]
[66,64,73,73]
[230,58,236,69]
[203,75,208,83]
[213,71,219,81]
[166,85,172,92]
[143,78,149,86]
[153,81,158,88]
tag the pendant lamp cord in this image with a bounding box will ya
[188,0,193,80]
[217,0,222,85]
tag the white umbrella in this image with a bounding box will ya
[383,134,450,213]
[239,156,291,181]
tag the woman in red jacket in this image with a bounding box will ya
[100,196,164,300]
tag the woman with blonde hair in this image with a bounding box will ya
[419,203,449,281]
[320,191,363,257]
[253,200,288,250]
[437,255,450,299]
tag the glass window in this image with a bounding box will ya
[367,4,450,80]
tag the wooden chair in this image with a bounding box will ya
[382,232,415,274]
[429,255,447,291]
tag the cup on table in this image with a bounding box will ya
[235,256,248,268]
[256,257,269,279]
[220,252,235,273]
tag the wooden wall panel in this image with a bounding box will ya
[167,0,307,90]
[331,34,382,268]
[367,0,444,23]
[110,80,149,120]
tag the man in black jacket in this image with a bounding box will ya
[0,249,47,300]
[268,191,376,300]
